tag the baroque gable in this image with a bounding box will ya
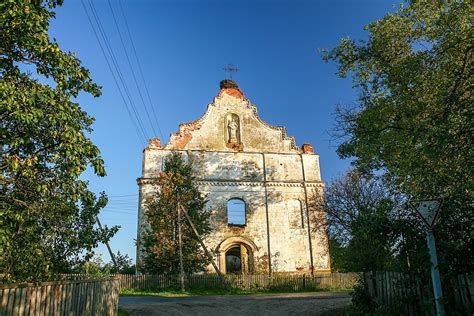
[163,80,299,153]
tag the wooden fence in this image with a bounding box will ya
[112,272,359,291]
[0,277,119,316]
[364,271,473,315]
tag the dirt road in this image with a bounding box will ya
[119,292,351,315]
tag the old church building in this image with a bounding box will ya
[137,80,330,274]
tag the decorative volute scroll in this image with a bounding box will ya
[226,113,241,144]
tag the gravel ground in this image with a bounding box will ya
[119,292,351,316]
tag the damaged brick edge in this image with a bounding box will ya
[144,80,317,155]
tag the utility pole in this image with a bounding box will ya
[426,228,445,316]
[96,216,117,270]
[261,153,272,276]
[300,155,314,276]
[180,205,226,283]
[410,199,445,316]
[177,199,185,292]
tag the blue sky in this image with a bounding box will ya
[48,0,398,263]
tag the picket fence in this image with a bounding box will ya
[107,272,359,291]
[364,271,473,315]
[0,278,119,316]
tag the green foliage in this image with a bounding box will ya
[323,0,472,274]
[0,0,117,282]
[324,170,430,274]
[117,308,130,316]
[345,281,378,316]
[100,251,136,274]
[107,251,135,274]
[75,252,134,276]
[141,152,211,274]
[75,254,111,278]
[327,238,349,273]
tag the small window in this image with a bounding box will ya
[227,198,246,225]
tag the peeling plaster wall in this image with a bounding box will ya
[137,85,330,274]
[164,91,297,153]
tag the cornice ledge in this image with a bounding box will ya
[195,180,263,187]
[138,177,324,188]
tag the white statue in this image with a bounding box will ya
[228,116,239,143]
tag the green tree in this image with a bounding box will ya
[323,0,472,274]
[77,251,135,275]
[326,238,349,273]
[321,170,429,273]
[140,152,211,274]
[75,254,110,277]
[0,0,117,282]
[106,251,135,274]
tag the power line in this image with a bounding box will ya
[81,0,149,143]
[81,0,145,143]
[106,0,161,138]
[118,0,164,140]
[86,0,149,141]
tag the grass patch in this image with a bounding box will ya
[119,287,351,297]
[117,307,129,316]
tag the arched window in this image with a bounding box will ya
[227,198,246,225]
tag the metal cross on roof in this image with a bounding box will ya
[223,63,239,79]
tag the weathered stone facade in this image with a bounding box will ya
[137,80,330,274]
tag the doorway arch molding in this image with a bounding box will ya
[216,236,257,253]
[215,236,257,273]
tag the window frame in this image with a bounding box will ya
[227,198,247,226]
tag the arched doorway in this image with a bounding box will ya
[216,236,257,274]
[225,246,242,274]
